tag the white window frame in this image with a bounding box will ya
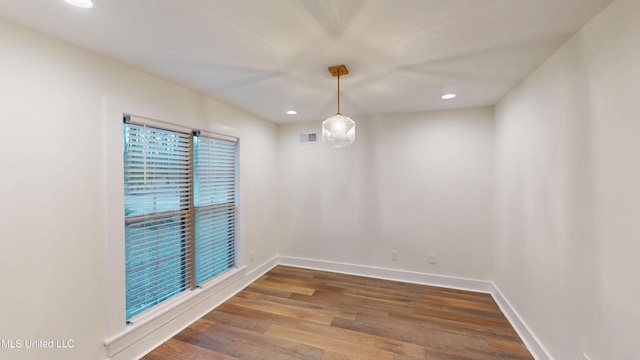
[103,98,247,359]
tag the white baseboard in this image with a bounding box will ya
[278,256,550,360]
[277,256,493,293]
[491,284,552,360]
[109,255,549,360]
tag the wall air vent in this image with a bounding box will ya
[299,132,318,144]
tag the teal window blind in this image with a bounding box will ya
[123,122,192,320]
[123,118,238,322]
[193,134,237,284]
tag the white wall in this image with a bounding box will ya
[278,108,495,281]
[0,18,279,360]
[493,0,640,358]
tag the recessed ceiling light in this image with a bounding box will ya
[441,93,457,100]
[64,0,94,8]
[286,110,297,115]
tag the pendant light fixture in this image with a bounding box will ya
[322,65,355,148]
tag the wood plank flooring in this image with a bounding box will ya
[142,266,533,360]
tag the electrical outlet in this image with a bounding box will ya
[392,250,398,261]
[428,253,437,264]
[249,251,254,263]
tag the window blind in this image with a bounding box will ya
[193,134,237,285]
[123,122,192,321]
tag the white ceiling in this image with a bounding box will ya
[0,0,612,124]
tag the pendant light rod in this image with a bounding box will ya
[337,74,341,114]
[328,64,349,115]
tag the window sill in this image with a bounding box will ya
[104,265,247,358]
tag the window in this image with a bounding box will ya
[123,117,237,321]
[193,134,237,284]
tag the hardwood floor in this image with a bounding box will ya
[142,266,533,360]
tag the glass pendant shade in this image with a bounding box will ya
[322,114,355,148]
